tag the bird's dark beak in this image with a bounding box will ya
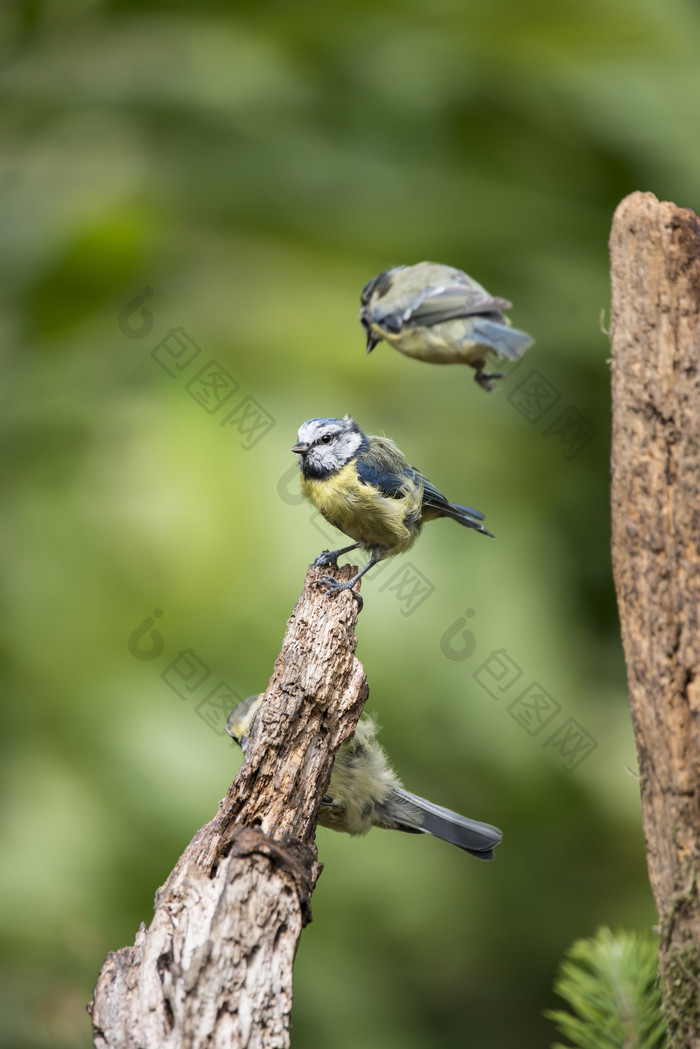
[365,330,380,354]
[291,442,308,454]
[360,309,380,354]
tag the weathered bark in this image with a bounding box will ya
[89,563,368,1048]
[610,191,700,1048]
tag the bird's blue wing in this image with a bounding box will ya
[410,470,486,521]
[355,455,410,499]
[357,453,487,523]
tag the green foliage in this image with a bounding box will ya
[546,927,668,1049]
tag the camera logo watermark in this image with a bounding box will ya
[118,289,275,451]
[378,562,434,617]
[506,366,596,460]
[128,609,243,743]
[440,611,598,772]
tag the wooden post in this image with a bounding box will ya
[89,564,368,1048]
[610,191,700,1048]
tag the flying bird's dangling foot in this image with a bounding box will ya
[475,369,505,392]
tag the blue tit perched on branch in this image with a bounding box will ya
[359,261,534,391]
[227,695,503,860]
[291,415,492,608]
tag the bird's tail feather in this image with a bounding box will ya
[472,319,534,361]
[383,787,502,860]
[443,502,495,537]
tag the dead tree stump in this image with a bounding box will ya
[610,191,700,1048]
[89,564,368,1048]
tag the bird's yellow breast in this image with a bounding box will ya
[318,718,399,836]
[379,321,486,366]
[300,461,422,555]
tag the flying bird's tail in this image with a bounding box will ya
[378,787,503,860]
[471,319,534,361]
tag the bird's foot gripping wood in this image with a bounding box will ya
[312,551,338,568]
[314,576,364,612]
[312,543,361,570]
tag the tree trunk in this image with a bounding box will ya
[609,191,700,1049]
[89,564,368,1048]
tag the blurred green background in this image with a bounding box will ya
[2,0,698,1046]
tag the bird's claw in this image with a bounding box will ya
[312,550,338,568]
[314,576,364,612]
[475,370,505,392]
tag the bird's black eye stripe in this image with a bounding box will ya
[360,278,375,306]
[361,269,393,305]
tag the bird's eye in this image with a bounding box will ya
[320,434,333,444]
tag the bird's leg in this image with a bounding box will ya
[312,543,361,568]
[474,369,505,392]
[315,552,384,613]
